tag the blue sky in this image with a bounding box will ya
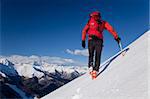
[1,0,149,64]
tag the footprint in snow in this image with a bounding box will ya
[71,88,82,99]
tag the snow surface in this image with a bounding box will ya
[42,30,149,99]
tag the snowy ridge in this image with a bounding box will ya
[0,56,87,78]
[0,58,14,66]
[0,58,18,77]
[2,55,85,66]
[0,55,87,98]
[42,30,149,99]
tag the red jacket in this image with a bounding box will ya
[82,18,118,41]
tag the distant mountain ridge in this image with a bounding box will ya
[1,55,85,66]
[0,56,87,98]
[0,56,87,78]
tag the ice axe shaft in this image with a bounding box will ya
[118,41,125,56]
[119,41,123,51]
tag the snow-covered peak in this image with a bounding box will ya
[0,58,14,66]
[29,55,40,59]
[0,62,18,77]
[0,55,87,78]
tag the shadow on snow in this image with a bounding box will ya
[97,48,129,77]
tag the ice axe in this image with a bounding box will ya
[119,41,123,51]
[118,41,125,56]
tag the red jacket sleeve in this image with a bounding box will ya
[82,24,89,41]
[104,21,118,39]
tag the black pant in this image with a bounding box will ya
[88,39,103,72]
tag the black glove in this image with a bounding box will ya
[82,41,86,48]
[115,37,121,44]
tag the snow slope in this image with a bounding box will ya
[42,30,149,99]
